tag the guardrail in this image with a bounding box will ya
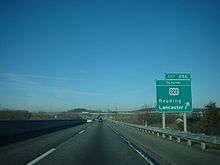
[111,120,220,150]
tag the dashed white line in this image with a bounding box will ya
[26,148,56,165]
[26,127,88,165]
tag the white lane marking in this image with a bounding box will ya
[78,130,85,134]
[26,148,56,165]
[125,139,154,165]
[108,124,156,165]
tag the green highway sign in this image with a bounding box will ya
[156,80,191,86]
[165,73,191,80]
[156,79,192,113]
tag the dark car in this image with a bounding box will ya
[98,118,103,122]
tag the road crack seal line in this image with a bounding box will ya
[107,124,159,165]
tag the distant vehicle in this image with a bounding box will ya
[94,118,99,122]
[98,118,103,122]
[87,119,93,123]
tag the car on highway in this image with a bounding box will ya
[98,118,103,122]
[86,119,93,123]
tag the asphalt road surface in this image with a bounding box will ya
[108,121,220,165]
[0,122,149,165]
[37,122,148,165]
[0,121,219,165]
[0,120,85,147]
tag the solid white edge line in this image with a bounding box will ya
[108,124,155,165]
[127,141,154,165]
[26,148,56,165]
[78,130,85,134]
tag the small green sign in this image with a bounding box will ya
[165,73,191,80]
[156,79,192,113]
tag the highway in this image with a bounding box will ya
[0,121,219,165]
[0,120,85,146]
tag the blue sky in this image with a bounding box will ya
[0,0,220,111]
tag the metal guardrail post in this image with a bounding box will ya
[169,135,172,140]
[201,142,206,150]
[110,120,219,150]
[187,139,192,146]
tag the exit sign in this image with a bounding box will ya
[156,73,192,113]
[165,73,191,80]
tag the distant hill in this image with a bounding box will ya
[133,108,205,113]
[68,108,102,113]
[192,108,206,112]
[133,108,156,112]
[0,109,31,120]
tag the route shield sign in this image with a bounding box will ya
[156,78,192,113]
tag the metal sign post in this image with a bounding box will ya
[183,113,187,132]
[144,120,148,127]
[162,112,166,129]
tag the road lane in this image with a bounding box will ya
[0,123,89,165]
[1,120,219,165]
[108,121,220,165]
[37,122,149,165]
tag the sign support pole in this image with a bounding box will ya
[183,113,187,132]
[162,112,165,129]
